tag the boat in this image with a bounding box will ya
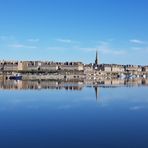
[9,74,22,80]
[119,73,126,79]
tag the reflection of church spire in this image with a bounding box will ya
[94,86,99,101]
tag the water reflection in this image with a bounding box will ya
[0,78,148,103]
[0,79,148,148]
[94,86,99,101]
[0,78,148,90]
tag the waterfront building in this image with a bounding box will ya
[84,64,94,73]
[3,61,18,71]
[137,66,142,72]
[18,61,28,71]
[111,65,125,72]
[99,64,112,72]
[0,50,147,78]
[59,62,84,71]
[125,65,139,72]
[143,66,148,72]
[27,61,40,71]
[40,62,58,71]
[0,62,4,71]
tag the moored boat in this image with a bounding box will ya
[9,74,22,80]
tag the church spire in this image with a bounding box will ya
[95,50,98,65]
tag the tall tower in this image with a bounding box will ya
[95,50,99,65]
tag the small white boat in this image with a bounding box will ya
[119,73,126,79]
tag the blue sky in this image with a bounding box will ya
[0,0,148,65]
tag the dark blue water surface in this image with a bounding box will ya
[0,85,148,148]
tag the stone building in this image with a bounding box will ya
[40,62,58,71]
[125,65,142,72]
[18,61,28,71]
[0,61,4,71]
[59,62,84,71]
[84,64,93,73]
[27,61,40,71]
[3,61,18,71]
[143,66,148,72]
[111,65,125,72]
[99,64,112,72]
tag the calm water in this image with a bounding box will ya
[0,80,148,148]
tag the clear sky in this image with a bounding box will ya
[0,0,148,65]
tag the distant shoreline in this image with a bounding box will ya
[0,59,148,80]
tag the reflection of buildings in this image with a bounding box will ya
[0,79,148,103]
[84,78,148,86]
[0,80,84,90]
[0,78,148,90]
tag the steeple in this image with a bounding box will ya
[95,50,98,65]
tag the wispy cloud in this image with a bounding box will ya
[99,48,126,55]
[47,44,126,55]
[9,43,37,49]
[97,42,126,55]
[56,38,73,43]
[129,39,145,44]
[84,40,126,55]
[27,38,40,42]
